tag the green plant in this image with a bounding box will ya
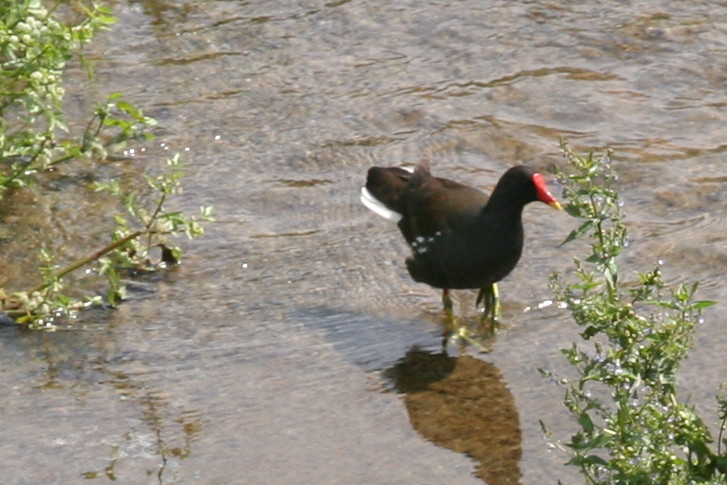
[1,152,213,329]
[0,2,213,329]
[1,0,120,192]
[93,153,213,306]
[542,143,727,484]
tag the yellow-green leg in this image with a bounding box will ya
[491,282,500,319]
[441,289,456,348]
[442,289,454,316]
[476,283,500,332]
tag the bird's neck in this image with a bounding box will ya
[482,193,527,221]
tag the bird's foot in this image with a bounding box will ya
[441,317,491,353]
[438,287,498,351]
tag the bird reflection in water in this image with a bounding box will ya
[383,347,522,485]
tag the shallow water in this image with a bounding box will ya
[2,1,727,483]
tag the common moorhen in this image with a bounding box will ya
[361,162,562,322]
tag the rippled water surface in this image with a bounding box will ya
[2,1,727,483]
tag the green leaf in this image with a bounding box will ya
[578,411,595,433]
[651,300,680,311]
[581,454,609,466]
[116,100,142,119]
[561,220,594,246]
[582,432,611,449]
[564,203,583,218]
[692,300,716,310]
[98,15,118,26]
[585,253,603,264]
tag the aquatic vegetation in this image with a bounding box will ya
[543,143,727,483]
[0,2,212,328]
[1,1,119,188]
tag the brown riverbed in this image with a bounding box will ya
[1,1,727,484]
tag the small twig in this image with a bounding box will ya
[145,192,167,250]
[29,230,146,295]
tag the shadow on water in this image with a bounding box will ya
[384,348,522,485]
[296,306,522,484]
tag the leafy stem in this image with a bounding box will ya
[544,142,726,484]
[0,2,212,329]
[28,230,145,296]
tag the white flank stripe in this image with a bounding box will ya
[360,187,402,222]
